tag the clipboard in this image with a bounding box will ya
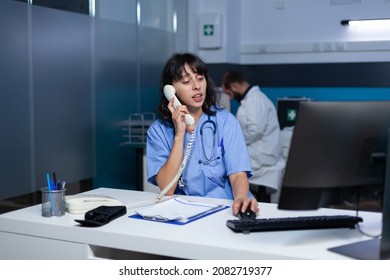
[129,197,229,225]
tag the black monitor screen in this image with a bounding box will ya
[278,101,390,211]
[277,97,311,129]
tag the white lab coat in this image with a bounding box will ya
[236,86,285,193]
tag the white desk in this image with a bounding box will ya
[0,188,382,260]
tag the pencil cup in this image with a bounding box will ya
[41,187,66,217]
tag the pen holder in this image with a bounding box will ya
[41,187,66,217]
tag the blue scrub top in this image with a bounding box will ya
[146,108,252,200]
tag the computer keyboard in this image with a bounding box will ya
[226,215,363,234]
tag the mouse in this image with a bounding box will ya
[238,206,256,220]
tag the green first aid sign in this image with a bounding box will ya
[287,109,297,121]
[203,24,214,36]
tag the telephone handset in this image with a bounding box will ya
[156,85,196,202]
[163,85,195,126]
[65,194,123,214]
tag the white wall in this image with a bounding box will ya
[190,0,390,64]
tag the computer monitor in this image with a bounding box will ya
[277,97,312,129]
[328,128,390,260]
[277,100,390,259]
[278,101,390,211]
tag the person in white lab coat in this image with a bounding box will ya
[221,71,285,202]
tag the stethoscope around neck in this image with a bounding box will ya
[198,115,221,165]
[178,115,222,190]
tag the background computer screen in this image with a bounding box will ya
[277,97,312,129]
[278,101,390,211]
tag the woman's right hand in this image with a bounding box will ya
[167,98,193,135]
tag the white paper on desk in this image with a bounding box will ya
[135,197,225,223]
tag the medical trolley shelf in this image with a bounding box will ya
[120,112,155,146]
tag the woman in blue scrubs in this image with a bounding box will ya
[146,53,258,216]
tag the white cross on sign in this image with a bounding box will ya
[203,24,214,36]
[287,109,297,121]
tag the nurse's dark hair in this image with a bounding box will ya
[157,52,220,125]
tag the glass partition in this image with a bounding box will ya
[0,0,188,203]
[0,1,31,200]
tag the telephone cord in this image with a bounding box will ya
[156,129,196,202]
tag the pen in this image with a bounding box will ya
[53,172,57,190]
[46,173,52,191]
[143,216,169,222]
[219,138,224,156]
[45,172,56,214]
